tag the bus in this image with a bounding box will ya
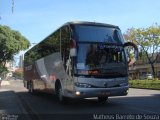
[23,21,138,103]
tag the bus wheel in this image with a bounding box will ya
[28,81,34,93]
[98,97,108,103]
[57,85,68,103]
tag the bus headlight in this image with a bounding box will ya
[75,91,81,96]
[75,82,92,88]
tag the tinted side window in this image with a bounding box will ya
[61,26,70,70]
[24,30,60,64]
[24,46,40,65]
[38,30,60,58]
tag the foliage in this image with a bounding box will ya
[124,24,160,78]
[0,25,30,74]
[129,80,160,90]
[0,65,8,74]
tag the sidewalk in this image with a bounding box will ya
[1,80,10,86]
[0,80,30,120]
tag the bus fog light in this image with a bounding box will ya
[75,91,81,96]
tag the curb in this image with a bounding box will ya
[129,87,160,91]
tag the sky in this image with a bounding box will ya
[1,0,160,45]
[0,0,160,65]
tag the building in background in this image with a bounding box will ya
[19,55,24,68]
[129,53,160,80]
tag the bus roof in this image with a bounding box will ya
[64,21,119,29]
[25,21,120,55]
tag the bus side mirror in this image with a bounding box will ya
[70,39,77,57]
[124,42,138,66]
[70,48,77,57]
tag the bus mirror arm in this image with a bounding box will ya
[124,42,138,66]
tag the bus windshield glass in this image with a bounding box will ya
[74,25,125,44]
[74,25,127,77]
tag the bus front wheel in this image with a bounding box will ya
[57,85,68,103]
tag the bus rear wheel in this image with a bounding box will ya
[98,96,108,103]
[28,81,34,93]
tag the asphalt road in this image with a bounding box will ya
[0,80,160,120]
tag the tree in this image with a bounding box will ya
[124,24,160,78]
[0,25,30,74]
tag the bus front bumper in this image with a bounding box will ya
[69,86,129,98]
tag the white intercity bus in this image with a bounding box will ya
[23,21,138,103]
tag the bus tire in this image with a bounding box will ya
[98,96,108,103]
[57,84,68,103]
[28,81,34,93]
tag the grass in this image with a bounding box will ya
[129,80,160,90]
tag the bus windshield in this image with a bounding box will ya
[74,25,127,77]
[74,25,125,44]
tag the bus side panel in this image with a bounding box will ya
[23,63,37,88]
[34,52,66,92]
